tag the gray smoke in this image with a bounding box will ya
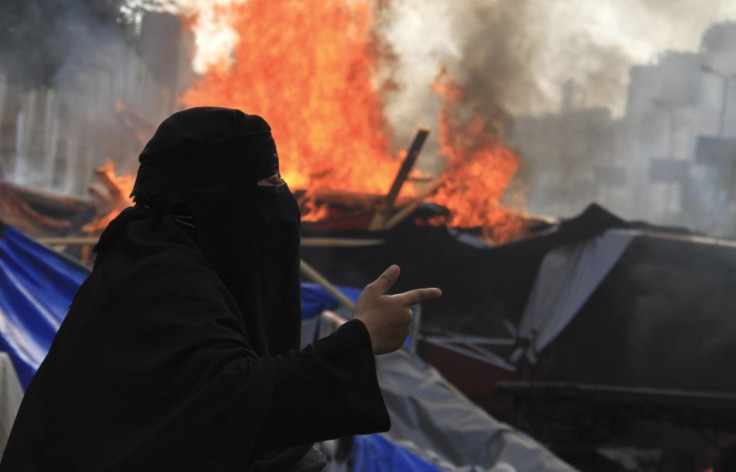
[376,0,736,233]
[381,0,736,118]
[0,1,186,196]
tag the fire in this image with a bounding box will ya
[180,0,402,198]
[428,67,526,243]
[84,162,135,234]
[95,0,527,243]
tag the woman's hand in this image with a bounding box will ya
[353,265,441,355]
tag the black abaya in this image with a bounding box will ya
[0,208,389,471]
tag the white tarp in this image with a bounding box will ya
[513,229,634,363]
[0,353,22,457]
[376,349,578,471]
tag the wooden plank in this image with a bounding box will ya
[369,128,430,230]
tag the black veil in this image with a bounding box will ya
[131,107,302,356]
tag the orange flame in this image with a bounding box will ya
[163,0,525,242]
[429,67,526,243]
[180,0,401,197]
[84,161,135,234]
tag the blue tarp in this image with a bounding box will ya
[300,283,361,320]
[0,228,88,388]
[353,434,439,472]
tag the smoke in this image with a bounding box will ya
[381,0,736,118]
[0,1,134,193]
[373,0,736,230]
[0,0,189,196]
[124,0,248,73]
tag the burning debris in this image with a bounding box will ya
[84,161,136,234]
[172,0,528,244]
[79,125,529,244]
[0,182,94,237]
[0,0,534,245]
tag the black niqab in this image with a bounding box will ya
[132,107,302,355]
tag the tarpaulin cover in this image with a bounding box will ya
[513,229,634,363]
[353,434,439,472]
[0,353,21,458]
[0,227,89,389]
[376,349,576,472]
[300,285,575,471]
[300,283,361,320]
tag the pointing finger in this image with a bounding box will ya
[393,287,442,307]
[363,265,401,297]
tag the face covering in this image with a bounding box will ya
[187,184,303,356]
[130,107,303,356]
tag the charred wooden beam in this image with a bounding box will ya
[385,179,443,230]
[369,128,430,230]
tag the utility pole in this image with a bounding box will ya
[701,64,736,137]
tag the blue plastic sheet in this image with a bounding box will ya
[300,282,361,320]
[353,434,440,472]
[0,228,89,389]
